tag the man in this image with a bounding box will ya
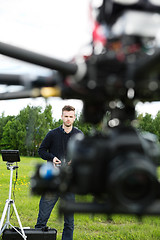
[35,105,83,240]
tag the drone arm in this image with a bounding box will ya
[0,42,78,75]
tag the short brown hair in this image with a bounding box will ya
[62,105,75,113]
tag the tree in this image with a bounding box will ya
[0,113,15,149]
[0,104,55,156]
[74,114,92,135]
[151,111,160,142]
[2,104,160,157]
[19,104,54,156]
[0,117,20,150]
[137,113,154,133]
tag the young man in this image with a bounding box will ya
[35,105,83,240]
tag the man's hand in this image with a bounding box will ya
[53,157,61,167]
[68,160,72,166]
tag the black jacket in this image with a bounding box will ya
[38,125,83,164]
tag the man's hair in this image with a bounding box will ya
[62,105,75,113]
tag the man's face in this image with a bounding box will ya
[61,110,76,127]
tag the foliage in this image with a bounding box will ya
[0,105,94,157]
[137,111,160,142]
[74,114,92,135]
[0,105,54,156]
[0,105,160,157]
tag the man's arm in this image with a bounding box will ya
[38,130,62,166]
[38,131,55,162]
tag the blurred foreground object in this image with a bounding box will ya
[1,0,160,216]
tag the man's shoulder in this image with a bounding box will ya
[72,127,83,134]
[48,126,61,135]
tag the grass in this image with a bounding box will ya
[0,156,160,239]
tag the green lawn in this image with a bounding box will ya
[0,156,160,240]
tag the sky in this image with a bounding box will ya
[0,0,160,120]
[0,0,91,119]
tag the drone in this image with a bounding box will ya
[1,0,160,216]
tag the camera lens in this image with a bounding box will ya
[108,152,158,211]
[122,171,152,201]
